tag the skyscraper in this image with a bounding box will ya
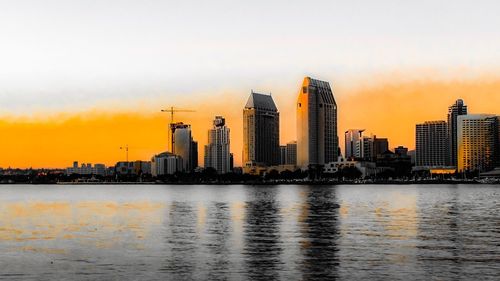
[457,114,499,172]
[204,116,231,174]
[296,77,338,169]
[415,121,448,167]
[243,91,280,167]
[448,99,468,166]
[345,129,365,160]
[173,123,198,172]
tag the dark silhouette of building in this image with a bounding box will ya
[448,99,467,166]
[416,121,448,167]
[243,91,280,167]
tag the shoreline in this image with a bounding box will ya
[0,179,498,185]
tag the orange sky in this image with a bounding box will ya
[2,77,500,169]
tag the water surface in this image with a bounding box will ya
[0,184,499,280]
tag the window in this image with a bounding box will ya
[302,87,307,94]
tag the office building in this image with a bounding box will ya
[457,115,499,172]
[285,141,297,166]
[280,145,287,165]
[151,152,183,176]
[243,91,280,167]
[173,123,198,172]
[115,161,152,175]
[66,162,106,176]
[448,99,468,166]
[345,129,365,160]
[204,116,231,174]
[416,121,448,167]
[362,135,389,161]
[297,77,338,169]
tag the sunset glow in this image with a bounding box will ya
[2,75,500,168]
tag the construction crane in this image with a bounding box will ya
[161,107,196,153]
[119,144,129,162]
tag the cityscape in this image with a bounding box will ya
[1,76,499,184]
[1,1,500,280]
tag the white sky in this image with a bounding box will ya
[0,0,499,114]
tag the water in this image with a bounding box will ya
[0,184,499,280]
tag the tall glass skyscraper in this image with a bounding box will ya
[204,116,231,174]
[296,77,338,170]
[243,91,280,167]
[448,99,468,166]
[173,123,198,172]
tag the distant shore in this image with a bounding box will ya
[1,179,498,185]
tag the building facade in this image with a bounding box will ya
[151,152,183,177]
[457,115,499,172]
[173,123,198,172]
[285,141,297,166]
[115,161,151,175]
[204,116,231,174]
[296,77,338,169]
[448,99,468,166]
[280,145,287,165]
[415,121,448,167]
[361,135,388,161]
[243,92,280,167]
[345,129,365,160]
[66,162,106,176]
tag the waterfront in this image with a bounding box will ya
[0,184,499,280]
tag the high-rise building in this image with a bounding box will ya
[285,141,297,165]
[243,91,280,167]
[448,99,468,166]
[204,116,231,174]
[345,129,365,160]
[173,123,198,172]
[415,121,448,167]
[296,77,338,169]
[457,115,499,172]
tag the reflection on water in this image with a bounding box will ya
[299,187,339,280]
[0,184,499,280]
[243,187,283,280]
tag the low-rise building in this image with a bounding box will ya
[66,162,106,176]
[151,152,183,177]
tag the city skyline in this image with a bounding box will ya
[2,78,500,169]
[1,1,500,168]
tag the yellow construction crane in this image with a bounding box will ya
[161,107,196,153]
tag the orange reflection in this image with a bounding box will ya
[0,201,165,250]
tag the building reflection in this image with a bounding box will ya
[417,187,462,279]
[299,186,339,281]
[205,202,232,280]
[161,201,198,279]
[243,186,283,281]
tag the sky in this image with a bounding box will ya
[1,0,500,168]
